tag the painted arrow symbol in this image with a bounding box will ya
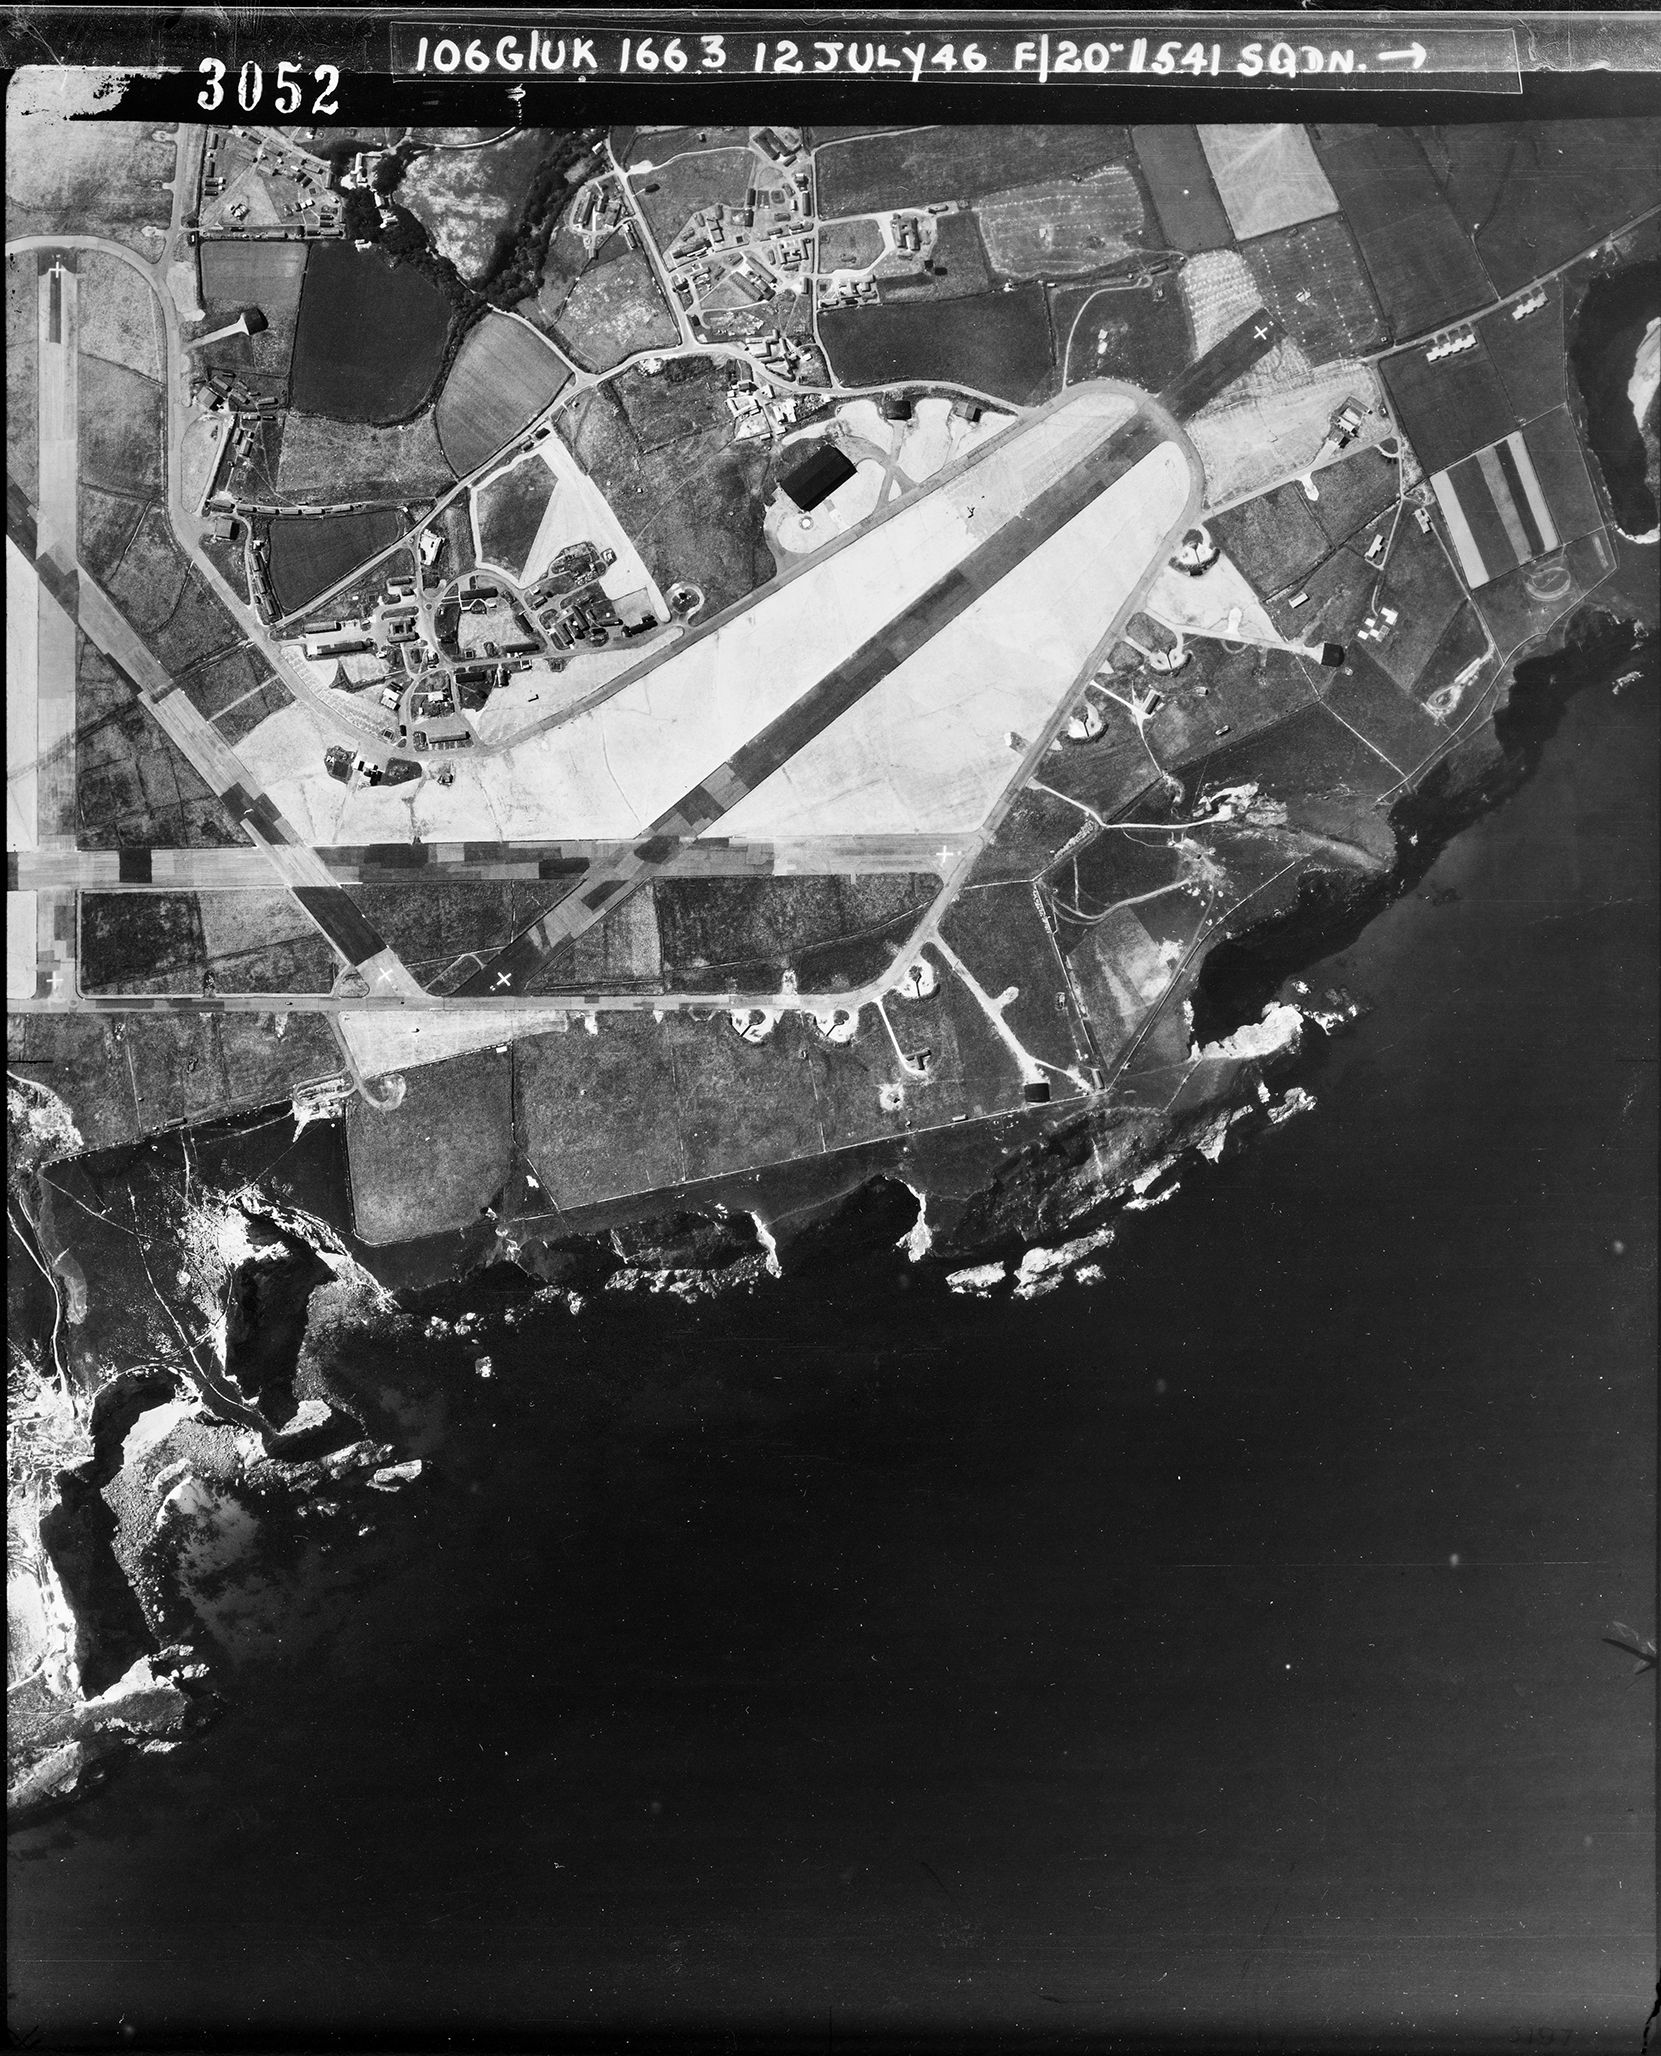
[1377,42,1428,67]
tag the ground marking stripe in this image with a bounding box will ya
[1430,470,1489,588]
[1475,445,1532,566]
[1506,430,1560,553]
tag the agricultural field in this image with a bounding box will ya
[396,130,555,283]
[475,458,556,576]
[1265,540,1376,649]
[1381,342,1519,476]
[289,241,454,422]
[80,893,207,993]
[226,414,285,503]
[1415,603,1491,712]
[216,677,296,749]
[631,145,754,248]
[266,509,405,616]
[1478,282,1567,424]
[816,125,1136,215]
[1242,215,1388,364]
[818,284,1055,406]
[1306,445,1403,546]
[77,485,147,584]
[1197,125,1339,243]
[6,254,38,499]
[74,645,249,849]
[79,889,335,996]
[76,252,163,377]
[435,310,573,472]
[1319,646,1448,777]
[3,103,174,254]
[974,168,1146,279]
[1310,126,1496,341]
[275,408,457,501]
[817,218,885,272]
[1130,127,1233,253]
[876,212,991,303]
[1518,403,1603,544]
[346,1047,516,1245]
[1418,120,1661,296]
[1211,483,1334,591]
[1366,524,1468,695]
[171,644,272,725]
[149,567,244,677]
[653,876,935,987]
[612,360,730,447]
[429,497,476,576]
[1049,278,1190,393]
[78,355,163,499]
[349,883,572,986]
[103,505,189,637]
[541,237,679,373]
[196,240,309,400]
[558,385,780,615]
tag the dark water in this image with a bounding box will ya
[8,677,1656,2051]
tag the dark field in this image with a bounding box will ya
[150,572,244,676]
[77,355,162,497]
[1212,483,1332,592]
[435,311,573,473]
[347,1047,515,1244]
[1320,647,1448,778]
[819,285,1054,405]
[876,212,991,304]
[79,890,334,995]
[1381,341,1519,477]
[1131,126,1232,253]
[1310,126,1496,341]
[80,893,205,992]
[475,460,555,577]
[289,242,453,423]
[1419,120,1661,297]
[1051,278,1190,393]
[559,387,780,615]
[431,497,476,576]
[1242,215,1387,365]
[1417,602,1490,709]
[267,510,405,616]
[653,875,936,983]
[817,125,1135,216]
[347,884,565,983]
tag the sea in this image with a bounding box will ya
[7,631,1654,2052]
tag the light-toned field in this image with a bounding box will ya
[975,170,1145,278]
[1196,124,1339,242]
[398,132,550,282]
[1189,363,1392,509]
[276,409,455,499]
[75,251,163,377]
[1143,552,1283,643]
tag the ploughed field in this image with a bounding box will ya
[266,509,404,615]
